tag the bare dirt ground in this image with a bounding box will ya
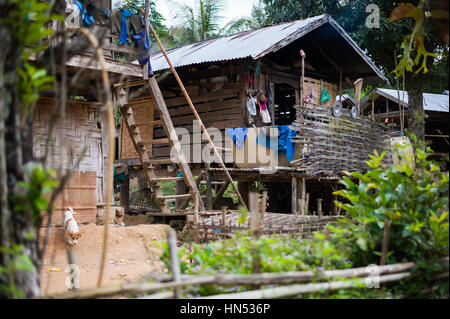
[39,223,172,296]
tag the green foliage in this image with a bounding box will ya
[13,164,59,226]
[332,139,449,297]
[388,1,438,77]
[1,0,61,109]
[0,244,35,298]
[155,138,448,298]
[172,0,226,43]
[334,144,448,265]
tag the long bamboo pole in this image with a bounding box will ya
[141,9,247,211]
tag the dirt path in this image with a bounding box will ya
[39,223,172,296]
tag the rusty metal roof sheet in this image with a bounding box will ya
[149,14,387,83]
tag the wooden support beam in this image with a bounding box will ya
[317,198,323,217]
[119,177,130,214]
[212,180,230,207]
[291,176,298,214]
[143,0,150,80]
[299,177,306,215]
[205,150,213,210]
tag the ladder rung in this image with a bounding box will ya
[148,138,169,145]
[138,120,163,126]
[136,140,146,149]
[151,177,184,183]
[158,194,192,200]
[143,158,174,165]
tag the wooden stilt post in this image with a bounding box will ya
[300,177,306,215]
[305,193,310,215]
[317,198,323,217]
[205,147,213,210]
[119,178,129,214]
[371,96,375,120]
[291,176,298,215]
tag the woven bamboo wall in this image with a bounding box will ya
[33,97,104,225]
[292,103,392,175]
[120,80,245,160]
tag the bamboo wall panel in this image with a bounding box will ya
[33,98,104,225]
[292,103,392,175]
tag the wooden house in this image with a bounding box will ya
[361,88,449,164]
[33,0,153,225]
[117,15,393,215]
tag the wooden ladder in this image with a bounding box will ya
[117,77,205,214]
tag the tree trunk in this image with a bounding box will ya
[0,1,41,298]
[406,74,426,148]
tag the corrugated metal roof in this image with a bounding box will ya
[148,14,386,83]
[362,88,449,113]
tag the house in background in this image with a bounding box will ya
[33,0,152,225]
[118,14,392,215]
[360,88,449,164]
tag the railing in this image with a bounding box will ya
[49,228,449,299]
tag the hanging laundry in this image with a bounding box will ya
[246,96,257,116]
[276,126,298,162]
[226,128,249,150]
[321,87,331,104]
[256,127,278,151]
[75,1,95,26]
[257,92,272,124]
[111,9,125,35]
[256,125,297,162]
[119,9,133,44]
[129,14,145,34]
[132,20,153,76]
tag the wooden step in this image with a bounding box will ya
[138,120,163,126]
[148,138,169,145]
[158,194,192,201]
[151,176,184,183]
[143,157,174,165]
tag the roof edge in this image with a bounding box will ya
[326,16,389,84]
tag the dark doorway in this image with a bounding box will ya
[274,83,296,125]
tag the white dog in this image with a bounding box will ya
[63,207,81,246]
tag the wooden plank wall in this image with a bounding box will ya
[33,97,105,225]
[120,77,246,161]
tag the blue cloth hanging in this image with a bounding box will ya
[226,128,249,150]
[75,1,95,26]
[256,125,297,162]
[119,9,133,44]
[132,23,153,76]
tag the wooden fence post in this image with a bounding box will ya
[291,176,298,214]
[380,220,392,266]
[261,191,267,227]
[317,198,323,217]
[168,229,182,298]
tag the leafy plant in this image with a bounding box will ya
[0,244,35,298]
[13,164,59,226]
